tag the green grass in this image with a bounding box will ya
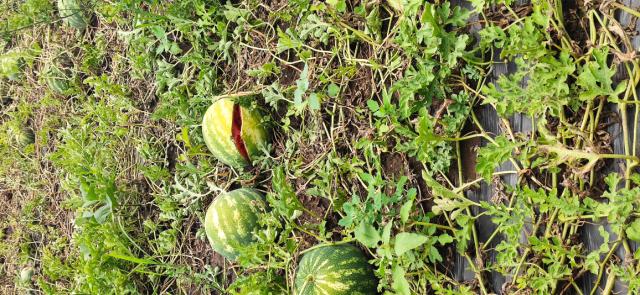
[1,0,640,294]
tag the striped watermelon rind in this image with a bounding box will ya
[204,188,267,260]
[202,98,269,168]
[295,244,378,295]
[57,0,89,30]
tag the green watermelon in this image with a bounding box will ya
[57,0,89,30]
[295,244,378,295]
[202,98,269,168]
[204,188,267,260]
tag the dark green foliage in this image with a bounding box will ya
[1,0,639,294]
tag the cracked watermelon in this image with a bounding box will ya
[204,188,267,260]
[202,98,269,168]
[295,244,378,295]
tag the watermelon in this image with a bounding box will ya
[204,188,267,260]
[202,98,269,168]
[57,0,89,30]
[295,244,378,295]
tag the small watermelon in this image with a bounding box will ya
[295,244,378,295]
[202,98,269,168]
[204,188,267,260]
[57,0,89,30]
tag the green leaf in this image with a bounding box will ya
[422,171,460,200]
[428,245,443,262]
[326,0,346,12]
[431,198,470,216]
[584,251,601,275]
[367,99,380,112]
[308,93,321,111]
[222,4,249,22]
[293,64,310,113]
[355,221,380,248]
[577,48,624,102]
[479,25,505,49]
[93,204,111,224]
[626,220,640,242]
[476,135,520,181]
[445,5,472,26]
[365,6,382,39]
[80,181,97,201]
[268,166,304,220]
[447,34,469,67]
[437,233,453,245]
[382,220,393,245]
[392,264,411,295]
[394,232,429,256]
[327,83,339,97]
[276,28,303,53]
[482,53,576,116]
[469,0,485,12]
[604,173,621,193]
[400,199,412,223]
[106,252,158,265]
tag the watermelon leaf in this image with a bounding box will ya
[355,221,380,248]
[400,200,412,223]
[392,264,411,295]
[437,233,454,245]
[93,204,111,224]
[394,233,429,256]
[269,166,305,221]
[626,220,640,242]
[382,220,393,245]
